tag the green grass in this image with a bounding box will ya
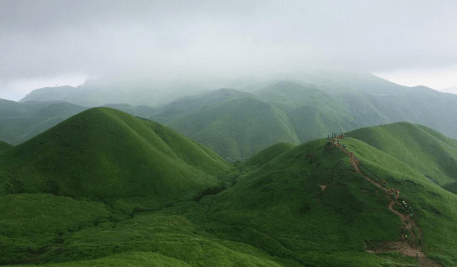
[347,122,457,185]
[339,135,457,266]
[442,181,457,194]
[158,140,417,266]
[28,252,194,267]
[0,107,230,201]
[0,196,284,266]
[0,194,112,265]
[243,142,295,170]
[0,140,13,152]
[3,120,457,266]
[155,96,301,161]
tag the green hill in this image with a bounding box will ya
[0,98,159,146]
[152,90,300,161]
[253,81,355,143]
[171,139,403,266]
[3,122,457,265]
[166,130,457,266]
[0,100,88,145]
[336,136,457,266]
[6,72,457,162]
[0,140,13,152]
[243,142,295,169]
[152,88,251,122]
[0,98,30,118]
[148,77,457,162]
[102,103,156,118]
[346,122,457,185]
[0,107,230,201]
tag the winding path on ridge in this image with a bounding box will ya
[329,137,441,267]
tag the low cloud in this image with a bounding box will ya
[1,0,457,99]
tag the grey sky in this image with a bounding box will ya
[1,0,457,100]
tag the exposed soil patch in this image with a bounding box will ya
[329,137,441,267]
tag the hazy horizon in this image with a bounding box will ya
[1,0,456,101]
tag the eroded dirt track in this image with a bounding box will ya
[329,137,441,267]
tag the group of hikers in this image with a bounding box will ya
[327,132,347,148]
[327,132,346,140]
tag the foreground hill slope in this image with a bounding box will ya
[0,193,284,266]
[336,137,457,266]
[2,123,457,266]
[0,107,230,200]
[169,133,457,265]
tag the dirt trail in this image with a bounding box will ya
[329,137,441,267]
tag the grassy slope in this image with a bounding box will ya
[154,90,301,161]
[253,81,356,143]
[0,100,157,146]
[346,122,457,185]
[0,140,13,152]
[190,97,300,161]
[1,194,285,267]
[162,140,416,267]
[442,181,457,195]
[0,107,230,201]
[3,122,457,266]
[4,138,420,267]
[243,142,295,169]
[0,194,112,265]
[163,123,457,266]
[151,79,457,162]
[340,123,457,265]
[337,137,457,266]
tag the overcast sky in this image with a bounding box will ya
[1,0,457,101]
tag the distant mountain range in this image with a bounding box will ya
[18,79,227,107]
[0,99,88,145]
[4,71,457,162]
[151,78,457,160]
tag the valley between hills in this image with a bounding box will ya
[1,77,457,266]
